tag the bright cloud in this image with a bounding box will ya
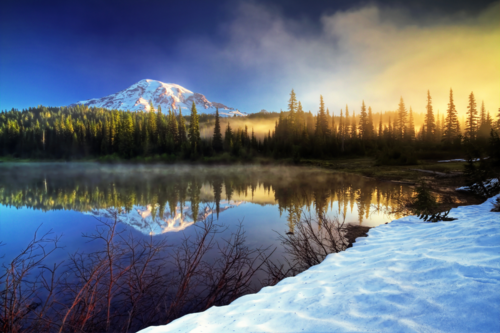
[183,1,500,116]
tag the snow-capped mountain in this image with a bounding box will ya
[71,79,246,116]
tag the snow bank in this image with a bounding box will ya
[456,178,499,192]
[139,195,500,333]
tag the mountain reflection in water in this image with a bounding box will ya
[0,163,412,233]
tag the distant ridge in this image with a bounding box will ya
[71,79,246,116]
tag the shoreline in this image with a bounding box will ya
[0,157,486,215]
[138,194,500,333]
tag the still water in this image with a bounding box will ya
[0,163,411,263]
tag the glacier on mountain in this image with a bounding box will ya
[71,79,245,116]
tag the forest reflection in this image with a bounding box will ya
[0,163,412,233]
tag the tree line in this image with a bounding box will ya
[1,91,499,162]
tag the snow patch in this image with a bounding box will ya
[456,178,499,192]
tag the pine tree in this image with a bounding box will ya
[345,105,350,139]
[435,110,441,141]
[177,107,187,147]
[350,112,357,139]
[378,116,383,138]
[110,113,118,153]
[188,102,200,155]
[288,89,297,131]
[479,101,486,127]
[388,116,393,140]
[444,89,459,143]
[396,97,407,140]
[478,105,493,139]
[297,101,304,129]
[424,90,435,142]
[368,107,374,139]
[224,122,233,151]
[326,108,331,130]
[168,109,179,146]
[212,108,223,153]
[251,127,257,149]
[408,107,416,141]
[358,101,368,140]
[156,105,165,149]
[101,120,110,155]
[119,113,134,158]
[331,113,337,137]
[339,109,345,152]
[315,95,329,139]
[465,92,478,140]
[147,110,157,146]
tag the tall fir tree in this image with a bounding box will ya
[378,116,383,138]
[224,122,233,151]
[345,105,350,140]
[396,97,407,140]
[444,89,459,143]
[297,101,304,129]
[358,101,368,140]
[315,95,329,139]
[435,110,441,141]
[188,102,200,155]
[147,109,157,146]
[465,92,478,140]
[177,107,187,146]
[339,109,345,152]
[424,90,435,142]
[288,89,297,131]
[368,106,374,139]
[479,101,486,126]
[119,113,134,158]
[212,108,223,152]
[408,107,416,141]
[168,109,179,146]
[350,112,357,139]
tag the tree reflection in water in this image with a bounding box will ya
[0,163,413,234]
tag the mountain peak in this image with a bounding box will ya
[72,79,244,116]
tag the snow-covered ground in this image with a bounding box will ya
[139,194,500,333]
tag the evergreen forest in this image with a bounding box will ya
[1,90,499,164]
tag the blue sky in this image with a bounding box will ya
[1,0,498,115]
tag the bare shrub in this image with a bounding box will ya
[0,207,273,332]
[0,227,62,333]
[265,214,348,285]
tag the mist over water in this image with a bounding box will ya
[0,163,411,259]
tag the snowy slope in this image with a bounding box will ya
[139,195,500,333]
[71,79,246,115]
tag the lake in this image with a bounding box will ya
[0,163,412,330]
[0,163,413,262]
